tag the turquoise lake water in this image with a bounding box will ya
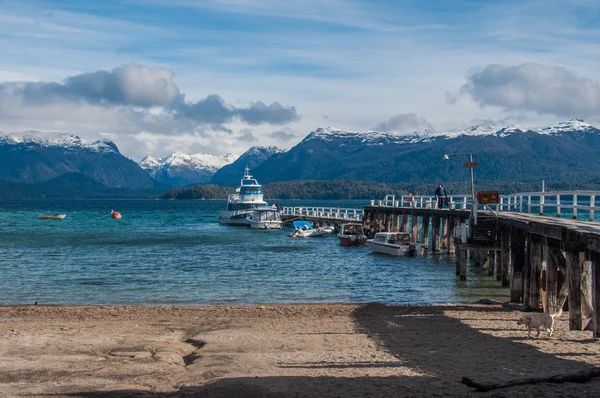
[0,199,508,306]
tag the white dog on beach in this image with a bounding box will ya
[517,310,561,338]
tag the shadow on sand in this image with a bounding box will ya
[61,304,600,397]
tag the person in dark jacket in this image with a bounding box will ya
[435,183,447,209]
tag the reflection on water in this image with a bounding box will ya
[0,199,509,305]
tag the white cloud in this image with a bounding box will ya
[453,63,600,117]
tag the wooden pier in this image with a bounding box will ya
[282,190,600,339]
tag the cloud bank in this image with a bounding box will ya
[0,63,299,130]
[375,113,434,133]
[454,63,600,117]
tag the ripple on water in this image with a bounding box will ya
[0,199,509,305]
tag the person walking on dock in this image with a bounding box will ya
[435,183,448,209]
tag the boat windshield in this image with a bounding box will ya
[257,210,281,221]
[240,186,262,195]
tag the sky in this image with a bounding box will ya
[0,0,599,160]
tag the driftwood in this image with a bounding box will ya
[502,303,530,311]
[462,367,600,392]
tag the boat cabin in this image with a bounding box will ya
[250,207,281,222]
[373,232,412,244]
[340,223,365,236]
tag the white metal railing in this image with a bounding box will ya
[500,191,600,221]
[281,191,600,222]
[281,206,364,221]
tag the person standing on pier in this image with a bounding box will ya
[435,183,448,209]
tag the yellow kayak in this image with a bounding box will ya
[38,214,66,220]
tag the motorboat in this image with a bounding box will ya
[289,221,334,238]
[219,167,269,225]
[38,214,66,220]
[366,232,425,257]
[247,207,282,229]
[338,223,367,246]
[111,210,122,219]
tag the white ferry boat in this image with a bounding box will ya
[219,167,268,225]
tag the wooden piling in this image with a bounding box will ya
[431,215,440,252]
[591,250,600,339]
[528,235,543,310]
[501,228,510,287]
[565,250,586,330]
[401,214,409,233]
[510,229,525,303]
[523,233,531,306]
[447,217,455,254]
[422,216,430,248]
[441,217,449,250]
[545,245,560,314]
[412,215,419,243]
[487,251,496,276]
[460,249,467,281]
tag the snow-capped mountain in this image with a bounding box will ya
[0,131,159,190]
[251,119,600,184]
[302,119,597,145]
[210,146,284,186]
[139,151,239,187]
[0,130,118,153]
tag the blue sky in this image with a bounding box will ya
[0,0,599,159]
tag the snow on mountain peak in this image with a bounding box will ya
[0,130,118,153]
[139,151,240,177]
[304,120,599,144]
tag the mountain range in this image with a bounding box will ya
[250,119,600,185]
[2,119,600,198]
[139,151,238,187]
[0,131,160,193]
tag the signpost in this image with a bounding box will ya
[463,161,479,169]
[477,191,500,205]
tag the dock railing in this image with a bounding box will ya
[376,191,600,222]
[281,191,600,223]
[281,206,364,221]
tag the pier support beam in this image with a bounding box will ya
[565,250,586,330]
[442,217,449,250]
[528,235,543,310]
[447,217,455,254]
[412,215,419,243]
[510,229,526,303]
[501,228,510,287]
[545,245,560,314]
[401,214,409,233]
[431,216,440,253]
[422,216,430,248]
[460,249,467,280]
[591,250,600,339]
[487,251,496,276]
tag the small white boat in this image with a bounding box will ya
[366,232,425,257]
[247,207,282,229]
[38,214,66,220]
[288,221,334,238]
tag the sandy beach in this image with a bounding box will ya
[1,303,599,397]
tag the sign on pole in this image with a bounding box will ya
[463,161,479,168]
[477,191,500,205]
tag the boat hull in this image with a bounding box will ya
[248,220,283,229]
[219,210,251,225]
[338,235,367,246]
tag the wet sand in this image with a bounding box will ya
[1,304,599,397]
